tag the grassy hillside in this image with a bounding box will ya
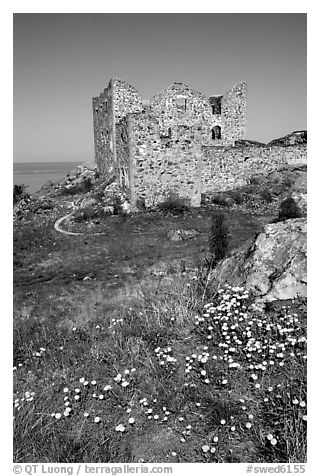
[13,166,307,463]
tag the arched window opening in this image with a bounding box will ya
[176,96,187,111]
[212,126,222,140]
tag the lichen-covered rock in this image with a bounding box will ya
[59,165,99,193]
[210,218,306,302]
[291,192,307,214]
[168,229,199,242]
[80,197,98,209]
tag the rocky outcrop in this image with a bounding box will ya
[167,229,199,242]
[268,130,307,146]
[80,197,98,209]
[291,192,307,214]
[210,218,306,302]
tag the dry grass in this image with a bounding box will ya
[13,195,306,463]
[13,278,307,463]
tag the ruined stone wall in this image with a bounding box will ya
[113,79,143,123]
[115,117,130,191]
[93,78,248,178]
[128,112,202,208]
[93,79,307,209]
[92,82,113,176]
[201,144,307,194]
[93,79,143,176]
[150,82,223,147]
[222,82,247,146]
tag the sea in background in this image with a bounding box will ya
[13,162,81,195]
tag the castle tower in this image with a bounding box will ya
[92,79,143,177]
[221,81,247,145]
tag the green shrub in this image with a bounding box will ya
[112,196,124,215]
[260,189,273,203]
[13,184,30,205]
[61,178,93,196]
[282,177,293,188]
[72,206,96,222]
[277,197,301,222]
[248,175,261,186]
[208,212,229,267]
[135,197,147,211]
[229,191,244,204]
[210,195,229,207]
[157,193,190,215]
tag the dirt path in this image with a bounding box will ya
[54,213,83,236]
[54,213,105,236]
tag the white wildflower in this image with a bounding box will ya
[115,424,125,432]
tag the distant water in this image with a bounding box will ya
[13,162,81,195]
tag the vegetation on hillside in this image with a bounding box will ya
[276,197,301,222]
[13,184,30,205]
[13,278,307,463]
[13,166,307,463]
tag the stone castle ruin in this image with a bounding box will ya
[93,78,306,208]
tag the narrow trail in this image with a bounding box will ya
[53,211,149,237]
[54,213,105,236]
[54,213,83,236]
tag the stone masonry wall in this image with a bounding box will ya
[128,112,202,208]
[201,144,307,194]
[93,79,306,209]
[221,81,247,146]
[93,79,143,177]
[115,117,130,191]
[93,79,247,179]
[150,82,223,147]
[112,78,143,123]
[92,82,113,176]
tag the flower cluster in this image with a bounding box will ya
[139,397,172,422]
[32,347,46,358]
[15,282,306,463]
[184,347,212,383]
[14,390,35,410]
[195,286,306,393]
[110,317,124,334]
[154,346,177,367]
[113,368,136,388]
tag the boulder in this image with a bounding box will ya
[122,200,132,214]
[168,230,183,242]
[210,218,306,302]
[103,205,114,215]
[291,192,307,214]
[168,229,199,242]
[80,197,98,209]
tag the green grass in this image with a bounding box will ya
[13,207,265,287]
[13,277,307,463]
[13,193,307,463]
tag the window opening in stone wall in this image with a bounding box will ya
[210,96,222,115]
[176,96,187,111]
[160,127,172,139]
[212,126,222,140]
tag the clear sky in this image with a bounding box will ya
[13,13,307,163]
